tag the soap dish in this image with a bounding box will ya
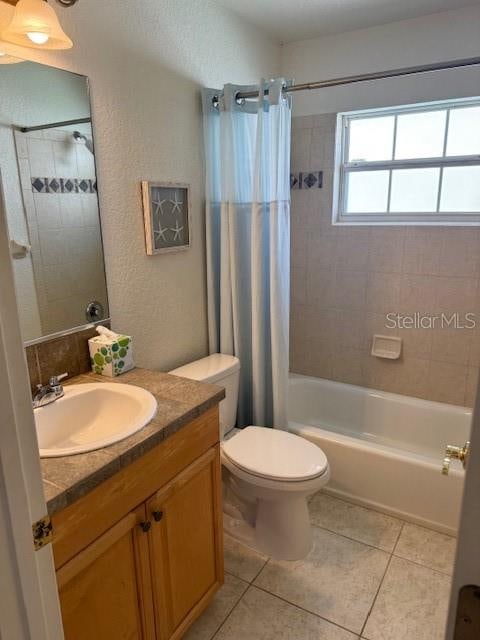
[371,334,402,360]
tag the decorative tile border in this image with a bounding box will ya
[290,171,323,190]
[31,177,97,194]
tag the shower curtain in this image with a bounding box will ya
[202,78,291,428]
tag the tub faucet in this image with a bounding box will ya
[441,441,470,475]
[33,373,68,409]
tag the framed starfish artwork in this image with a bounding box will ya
[141,181,191,254]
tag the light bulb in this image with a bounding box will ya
[1,0,72,50]
[26,31,49,45]
[0,52,5,57]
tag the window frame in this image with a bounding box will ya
[332,97,480,226]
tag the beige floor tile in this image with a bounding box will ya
[310,494,403,552]
[254,527,389,634]
[215,586,358,640]
[394,522,457,575]
[224,534,268,582]
[184,573,248,640]
[363,557,451,640]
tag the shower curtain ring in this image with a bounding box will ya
[235,92,246,106]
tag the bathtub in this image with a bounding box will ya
[288,374,472,535]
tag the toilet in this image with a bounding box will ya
[169,353,330,560]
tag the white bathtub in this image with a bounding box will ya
[288,374,472,535]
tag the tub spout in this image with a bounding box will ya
[442,441,470,475]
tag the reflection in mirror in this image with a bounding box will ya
[0,60,109,343]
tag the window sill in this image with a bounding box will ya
[334,213,480,226]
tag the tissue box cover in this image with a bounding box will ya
[88,335,134,377]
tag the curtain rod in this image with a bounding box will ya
[18,117,91,133]
[233,57,480,102]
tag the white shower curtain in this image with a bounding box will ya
[202,79,291,428]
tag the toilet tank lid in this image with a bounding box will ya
[169,353,240,384]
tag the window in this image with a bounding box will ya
[333,98,480,225]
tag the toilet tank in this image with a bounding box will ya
[169,354,240,438]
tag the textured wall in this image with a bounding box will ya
[290,114,480,407]
[281,5,480,117]
[0,1,280,370]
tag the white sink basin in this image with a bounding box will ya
[35,383,158,458]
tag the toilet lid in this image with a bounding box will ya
[222,426,328,482]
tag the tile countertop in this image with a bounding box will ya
[41,368,225,516]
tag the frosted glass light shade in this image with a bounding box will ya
[1,0,73,50]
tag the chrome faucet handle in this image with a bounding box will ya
[49,372,68,387]
[48,372,68,398]
[441,441,470,475]
[33,373,68,409]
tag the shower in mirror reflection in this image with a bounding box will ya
[0,60,109,343]
[73,130,94,154]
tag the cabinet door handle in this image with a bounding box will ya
[152,510,163,522]
[139,521,151,533]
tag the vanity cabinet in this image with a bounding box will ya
[56,505,155,639]
[51,406,223,640]
[147,448,222,639]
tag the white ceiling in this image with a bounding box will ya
[216,0,480,43]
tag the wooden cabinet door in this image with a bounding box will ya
[57,505,156,640]
[147,446,224,640]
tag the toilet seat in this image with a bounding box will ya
[222,426,328,482]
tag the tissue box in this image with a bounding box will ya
[88,334,134,377]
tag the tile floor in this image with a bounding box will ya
[185,493,455,640]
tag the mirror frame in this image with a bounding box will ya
[23,318,110,347]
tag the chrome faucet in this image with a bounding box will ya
[32,373,68,409]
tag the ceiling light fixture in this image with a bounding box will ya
[1,0,76,50]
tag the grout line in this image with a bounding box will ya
[208,580,249,640]
[317,490,405,525]
[392,518,456,541]
[221,496,454,639]
[251,556,270,584]
[390,520,455,576]
[391,521,405,555]
[313,492,457,543]
[309,521,398,554]
[314,501,406,531]
[210,584,254,640]
[312,508,454,575]
[224,569,251,586]
[359,551,395,639]
[389,552,454,579]
[251,583,361,637]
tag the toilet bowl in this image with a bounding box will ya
[222,426,329,559]
[169,354,330,560]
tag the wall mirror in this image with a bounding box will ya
[0,59,109,344]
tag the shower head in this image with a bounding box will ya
[73,130,94,154]
[73,130,86,143]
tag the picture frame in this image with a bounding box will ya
[141,181,191,255]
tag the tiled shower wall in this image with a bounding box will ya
[290,113,480,407]
[15,126,108,338]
